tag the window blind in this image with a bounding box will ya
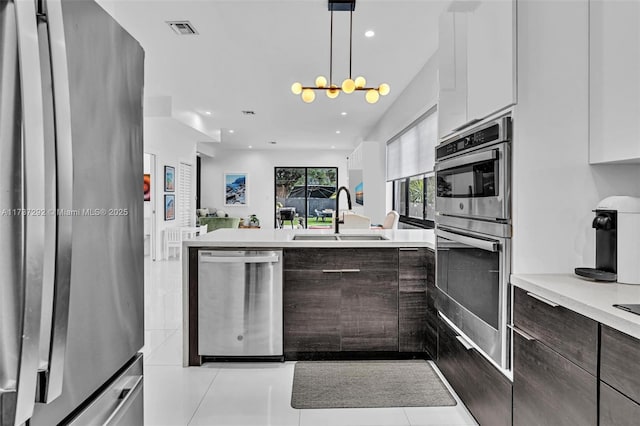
[386,108,438,181]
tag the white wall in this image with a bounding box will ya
[347,142,386,224]
[200,149,350,229]
[365,53,440,215]
[512,0,640,274]
[144,117,204,259]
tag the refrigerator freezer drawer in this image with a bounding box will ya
[66,354,143,426]
[198,250,283,357]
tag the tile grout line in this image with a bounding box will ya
[401,406,412,426]
[186,368,222,426]
[143,329,179,363]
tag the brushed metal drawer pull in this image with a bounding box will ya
[455,335,474,351]
[340,269,360,273]
[526,292,559,308]
[322,269,342,273]
[509,324,536,342]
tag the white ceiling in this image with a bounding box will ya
[97,0,445,151]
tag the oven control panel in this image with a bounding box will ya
[436,117,511,161]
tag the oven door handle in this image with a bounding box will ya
[437,229,499,252]
[436,148,498,172]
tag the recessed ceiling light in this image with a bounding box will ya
[336,130,341,134]
[331,145,336,149]
[248,145,252,149]
[365,30,375,38]
[204,111,211,115]
[341,112,347,116]
[229,129,235,133]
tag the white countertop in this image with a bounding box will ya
[183,228,435,249]
[511,274,640,339]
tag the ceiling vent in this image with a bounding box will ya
[166,21,198,35]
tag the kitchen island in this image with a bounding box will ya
[182,229,435,366]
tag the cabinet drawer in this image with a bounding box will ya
[437,316,512,426]
[600,382,640,426]
[601,325,640,404]
[284,248,398,271]
[513,331,597,426]
[513,287,598,375]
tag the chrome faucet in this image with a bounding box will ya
[334,186,352,234]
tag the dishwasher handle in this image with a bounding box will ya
[199,251,280,264]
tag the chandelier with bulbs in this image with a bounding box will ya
[291,0,390,104]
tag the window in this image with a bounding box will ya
[274,167,338,229]
[387,107,438,228]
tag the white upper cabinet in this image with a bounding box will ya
[438,0,516,140]
[590,0,640,164]
[466,0,516,123]
[438,10,468,139]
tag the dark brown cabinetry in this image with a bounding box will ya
[600,325,640,426]
[513,287,598,374]
[513,331,597,426]
[512,287,598,426]
[398,248,437,355]
[600,325,640,404]
[283,248,399,355]
[600,382,640,426]
[437,316,512,426]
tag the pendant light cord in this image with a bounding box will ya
[330,10,333,85]
[349,8,353,79]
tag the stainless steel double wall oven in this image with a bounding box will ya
[435,114,512,373]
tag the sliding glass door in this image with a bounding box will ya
[274,167,338,229]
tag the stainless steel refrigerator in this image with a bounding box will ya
[0,0,145,424]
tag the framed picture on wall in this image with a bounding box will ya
[164,166,175,192]
[224,172,248,206]
[143,173,151,201]
[164,194,175,221]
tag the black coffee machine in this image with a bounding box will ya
[575,209,617,281]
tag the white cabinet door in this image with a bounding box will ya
[590,0,640,164]
[438,10,468,139]
[438,0,515,140]
[467,0,516,122]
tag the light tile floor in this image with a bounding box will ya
[143,257,478,426]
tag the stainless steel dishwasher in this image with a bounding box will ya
[198,250,283,358]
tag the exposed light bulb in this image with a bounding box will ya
[365,30,375,38]
[354,76,366,89]
[341,112,347,116]
[315,76,327,88]
[365,89,380,104]
[326,85,340,99]
[378,83,390,96]
[291,82,302,95]
[342,78,356,94]
[301,88,315,103]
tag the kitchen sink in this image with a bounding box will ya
[292,235,339,241]
[336,235,389,241]
[292,234,388,241]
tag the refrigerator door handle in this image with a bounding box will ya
[103,376,143,426]
[34,0,74,405]
[12,0,47,424]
